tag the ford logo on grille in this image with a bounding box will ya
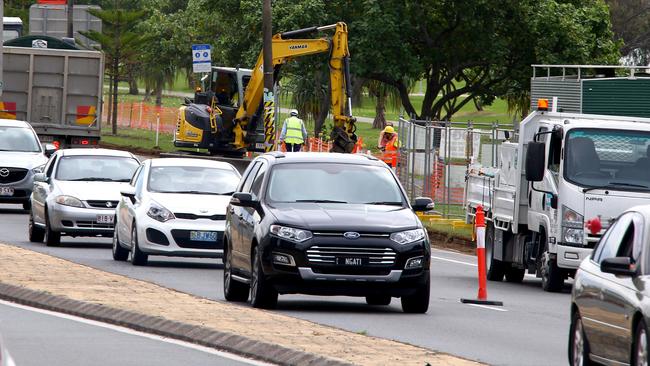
[343,232,360,239]
[0,168,9,178]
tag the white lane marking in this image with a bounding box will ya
[464,303,508,312]
[431,255,476,267]
[0,300,274,366]
[431,253,538,279]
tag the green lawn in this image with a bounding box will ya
[101,127,176,153]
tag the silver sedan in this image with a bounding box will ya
[29,148,140,246]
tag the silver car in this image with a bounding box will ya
[113,158,240,265]
[0,119,55,210]
[29,148,140,246]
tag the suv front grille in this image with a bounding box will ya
[0,167,28,183]
[86,200,119,209]
[306,246,396,266]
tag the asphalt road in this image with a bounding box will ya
[0,300,268,366]
[0,204,570,366]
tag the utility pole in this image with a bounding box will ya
[67,0,74,38]
[262,0,276,152]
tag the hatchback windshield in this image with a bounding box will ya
[0,126,40,152]
[56,156,139,182]
[565,129,650,191]
[148,166,240,195]
[267,163,405,205]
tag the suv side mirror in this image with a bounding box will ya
[230,192,257,207]
[525,142,545,182]
[412,197,434,212]
[33,173,48,183]
[601,257,636,277]
[43,143,57,157]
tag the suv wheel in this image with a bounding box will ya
[223,239,249,302]
[112,226,129,261]
[28,212,45,242]
[130,224,148,266]
[366,295,391,306]
[44,210,61,247]
[401,275,430,313]
[250,246,278,309]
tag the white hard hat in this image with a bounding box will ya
[290,109,299,116]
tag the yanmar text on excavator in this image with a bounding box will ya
[174,22,356,156]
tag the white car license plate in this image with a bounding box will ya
[190,231,218,242]
[0,187,14,196]
[96,215,114,224]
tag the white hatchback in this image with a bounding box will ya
[113,158,241,265]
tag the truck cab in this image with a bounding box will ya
[466,105,650,291]
[3,17,23,42]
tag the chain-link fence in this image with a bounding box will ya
[395,117,514,218]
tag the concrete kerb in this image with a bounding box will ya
[0,282,350,366]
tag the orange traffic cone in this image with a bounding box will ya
[460,205,503,306]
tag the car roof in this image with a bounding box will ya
[0,119,32,128]
[262,152,384,166]
[149,157,238,170]
[58,148,135,158]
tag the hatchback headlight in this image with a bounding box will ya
[390,229,426,245]
[55,195,84,208]
[147,201,175,222]
[270,225,312,243]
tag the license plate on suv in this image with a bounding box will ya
[0,187,14,196]
[190,231,218,242]
[96,215,114,224]
[336,257,367,266]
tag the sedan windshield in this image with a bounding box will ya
[148,166,240,195]
[565,129,650,191]
[267,163,405,205]
[0,126,41,152]
[56,156,139,181]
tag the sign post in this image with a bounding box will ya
[191,44,211,74]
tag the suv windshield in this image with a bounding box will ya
[0,126,41,152]
[56,156,139,182]
[267,163,405,205]
[148,166,240,195]
[565,128,650,190]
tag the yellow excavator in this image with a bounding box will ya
[174,22,357,156]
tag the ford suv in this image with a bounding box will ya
[224,152,433,313]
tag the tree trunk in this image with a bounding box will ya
[111,54,119,135]
[314,86,331,136]
[155,82,163,107]
[372,93,387,129]
[143,86,152,102]
[473,97,483,111]
[128,76,139,95]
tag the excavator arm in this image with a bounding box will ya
[233,22,357,152]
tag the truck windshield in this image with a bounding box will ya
[267,163,406,205]
[0,126,41,152]
[564,128,650,190]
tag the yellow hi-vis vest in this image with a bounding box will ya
[284,116,304,144]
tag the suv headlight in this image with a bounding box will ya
[562,205,584,244]
[147,201,175,222]
[55,195,84,208]
[390,229,426,245]
[270,225,312,243]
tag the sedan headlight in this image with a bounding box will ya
[390,229,426,245]
[55,195,84,208]
[147,201,175,222]
[270,225,312,243]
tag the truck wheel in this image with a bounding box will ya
[505,267,525,283]
[401,276,430,313]
[485,223,505,281]
[250,246,278,309]
[541,250,564,292]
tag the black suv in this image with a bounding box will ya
[223,152,433,313]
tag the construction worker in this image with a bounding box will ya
[280,109,308,152]
[378,125,400,167]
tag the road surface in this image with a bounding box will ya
[0,204,570,366]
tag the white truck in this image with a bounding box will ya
[465,102,650,291]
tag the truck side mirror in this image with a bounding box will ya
[525,142,545,182]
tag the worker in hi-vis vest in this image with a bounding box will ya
[280,109,308,152]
